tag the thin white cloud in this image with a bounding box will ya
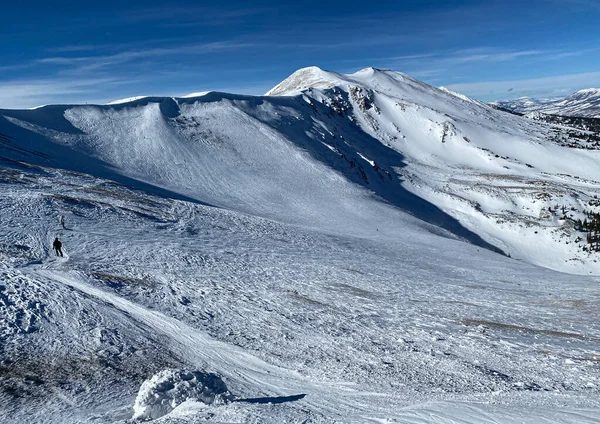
[46,36,207,54]
[0,77,126,109]
[405,69,443,78]
[47,45,103,53]
[446,71,600,100]
[443,49,547,65]
[0,37,268,109]
[118,6,268,24]
[366,46,597,91]
[38,41,253,71]
[390,47,587,69]
[0,63,38,72]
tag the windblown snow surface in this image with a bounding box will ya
[0,67,599,423]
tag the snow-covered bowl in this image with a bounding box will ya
[132,369,230,421]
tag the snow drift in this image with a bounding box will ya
[132,369,230,421]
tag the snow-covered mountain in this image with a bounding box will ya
[493,88,600,117]
[4,67,600,273]
[538,88,600,117]
[271,68,600,274]
[1,67,599,423]
[490,96,559,114]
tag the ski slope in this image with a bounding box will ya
[1,162,599,423]
[0,67,599,423]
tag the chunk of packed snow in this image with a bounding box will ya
[132,369,230,421]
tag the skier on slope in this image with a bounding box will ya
[59,215,66,229]
[53,237,64,257]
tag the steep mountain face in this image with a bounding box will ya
[494,88,600,117]
[2,67,600,274]
[267,67,600,274]
[1,68,600,423]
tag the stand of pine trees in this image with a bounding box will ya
[575,210,600,252]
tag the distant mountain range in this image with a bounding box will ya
[491,88,600,117]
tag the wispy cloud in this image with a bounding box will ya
[0,63,39,73]
[446,71,600,100]
[46,36,204,54]
[440,49,548,65]
[41,41,252,64]
[402,69,443,79]
[0,77,127,109]
[388,47,590,70]
[0,36,268,108]
[361,46,597,89]
[47,45,104,53]
[37,41,254,75]
[117,6,268,26]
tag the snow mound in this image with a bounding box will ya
[132,369,230,421]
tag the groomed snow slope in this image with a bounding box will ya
[0,155,598,423]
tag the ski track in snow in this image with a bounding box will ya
[0,165,597,423]
[30,268,397,421]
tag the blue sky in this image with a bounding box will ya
[1,0,599,108]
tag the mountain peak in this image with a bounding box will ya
[265,66,344,96]
[573,87,600,94]
[353,67,386,75]
[569,88,600,99]
[266,66,419,97]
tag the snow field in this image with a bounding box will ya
[0,161,597,422]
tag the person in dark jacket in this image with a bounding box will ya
[53,237,63,257]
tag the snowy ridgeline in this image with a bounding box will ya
[0,67,599,423]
